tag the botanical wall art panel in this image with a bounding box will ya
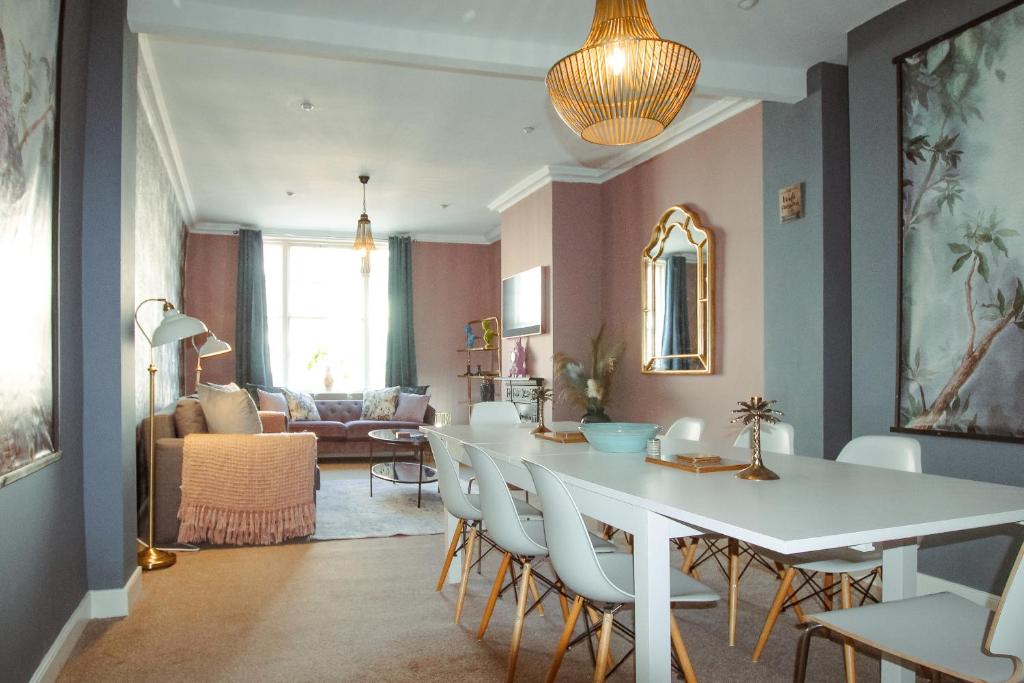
[896,0,1024,442]
[0,0,62,482]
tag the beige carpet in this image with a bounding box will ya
[58,536,889,682]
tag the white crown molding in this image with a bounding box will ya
[137,35,197,224]
[190,222,500,245]
[488,97,759,214]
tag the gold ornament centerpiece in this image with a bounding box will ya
[546,0,702,146]
[532,387,553,435]
[731,396,784,481]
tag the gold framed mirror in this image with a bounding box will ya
[641,205,715,375]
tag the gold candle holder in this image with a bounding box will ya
[532,386,553,435]
[731,395,783,481]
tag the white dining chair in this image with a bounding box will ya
[466,444,614,681]
[426,432,541,625]
[751,435,922,677]
[525,459,719,683]
[470,401,521,425]
[795,544,1024,683]
[665,416,705,441]
[679,421,798,647]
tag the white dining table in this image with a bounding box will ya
[422,421,1024,682]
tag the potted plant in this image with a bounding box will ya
[553,325,625,423]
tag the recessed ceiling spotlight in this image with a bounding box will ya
[286,191,296,197]
[462,9,476,23]
[522,126,535,135]
[737,0,758,9]
[440,203,450,209]
[299,100,315,112]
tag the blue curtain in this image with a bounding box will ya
[235,229,274,386]
[660,255,690,370]
[385,235,418,387]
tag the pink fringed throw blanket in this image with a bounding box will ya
[178,433,317,545]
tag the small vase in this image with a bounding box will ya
[580,409,611,424]
[323,366,334,392]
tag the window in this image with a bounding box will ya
[263,239,388,393]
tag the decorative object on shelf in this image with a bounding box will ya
[546,0,701,146]
[531,387,553,435]
[192,333,232,387]
[554,324,624,424]
[642,204,715,375]
[480,378,495,402]
[894,3,1024,444]
[136,298,209,569]
[464,323,476,350]
[476,364,482,375]
[481,318,497,349]
[352,175,376,272]
[731,396,783,481]
[0,0,62,489]
[465,363,472,376]
[509,337,527,377]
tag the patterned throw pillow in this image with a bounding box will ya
[361,387,400,420]
[282,389,321,421]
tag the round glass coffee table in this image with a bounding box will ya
[368,429,437,508]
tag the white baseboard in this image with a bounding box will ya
[918,571,1000,610]
[29,593,91,683]
[31,567,143,683]
[89,566,142,618]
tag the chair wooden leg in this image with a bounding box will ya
[586,607,615,671]
[558,590,570,623]
[840,574,857,683]
[528,574,545,616]
[728,537,740,647]
[774,562,806,622]
[823,573,834,610]
[546,596,583,683]
[436,518,465,591]
[682,539,702,581]
[601,523,615,540]
[477,552,512,640]
[752,566,796,662]
[593,611,615,683]
[506,560,532,683]
[670,612,698,683]
[454,526,478,624]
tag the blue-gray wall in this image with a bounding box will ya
[763,63,851,459]
[849,0,1024,593]
[0,2,91,680]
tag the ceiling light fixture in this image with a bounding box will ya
[737,0,758,9]
[546,0,701,146]
[299,100,315,112]
[352,174,375,273]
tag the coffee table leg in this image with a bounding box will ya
[417,444,424,508]
[369,441,374,497]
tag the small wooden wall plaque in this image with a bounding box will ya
[779,183,804,223]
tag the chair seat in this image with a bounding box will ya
[794,548,882,575]
[811,592,1016,683]
[597,552,720,603]
[517,519,616,555]
[464,494,541,522]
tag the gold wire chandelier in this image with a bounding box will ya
[353,174,375,273]
[546,0,701,146]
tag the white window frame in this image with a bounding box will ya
[263,236,384,392]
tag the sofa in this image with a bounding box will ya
[284,397,436,458]
[142,401,320,544]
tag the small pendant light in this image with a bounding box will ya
[353,175,375,271]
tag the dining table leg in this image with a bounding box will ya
[880,542,919,683]
[633,508,674,682]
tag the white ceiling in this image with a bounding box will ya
[130,0,905,241]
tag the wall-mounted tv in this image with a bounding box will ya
[501,266,546,338]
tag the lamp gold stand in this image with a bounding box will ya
[135,298,208,571]
[732,395,783,481]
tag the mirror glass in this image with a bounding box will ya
[641,206,715,374]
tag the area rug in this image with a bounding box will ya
[313,476,446,541]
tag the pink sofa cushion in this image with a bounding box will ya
[345,420,423,441]
[393,393,430,422]
[288,420,348,439]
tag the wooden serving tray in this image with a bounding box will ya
[535,430,588,443]
[646,454,748,474]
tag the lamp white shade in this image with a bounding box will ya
[151,309,207,347]
[198,334,232,358]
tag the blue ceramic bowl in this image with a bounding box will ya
[579,422,659,453]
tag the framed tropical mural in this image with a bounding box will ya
[895,0,1024,443]
[0,0,63,486]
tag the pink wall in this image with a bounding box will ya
[183,232,238,393]
[500,183,554,402]
[413,240,501,422]
[600,105,764,447]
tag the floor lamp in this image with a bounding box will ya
[192,333,231,387]
[135,298,208,571]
